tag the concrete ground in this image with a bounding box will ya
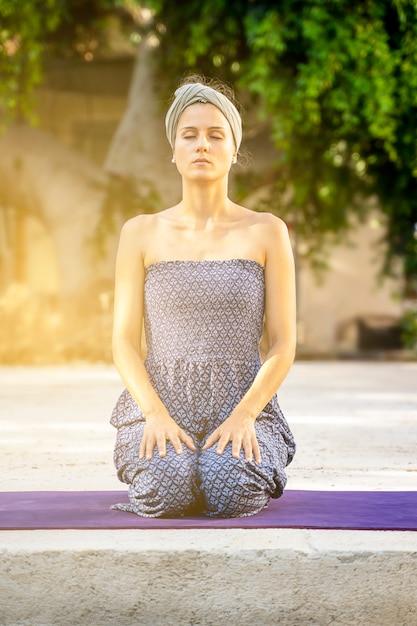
[0,361,417,625]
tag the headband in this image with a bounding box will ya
[165,82,242,150]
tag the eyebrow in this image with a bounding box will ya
[179,126,227,131]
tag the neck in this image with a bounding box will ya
[180,179,231,225]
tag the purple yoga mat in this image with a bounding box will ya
[0,490,416,530]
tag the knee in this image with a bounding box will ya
[199,447,270,518]
[129,448,199,517]
[113,423,145,484]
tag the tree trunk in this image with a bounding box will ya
[104,38,180,207]
[0,40,182,296]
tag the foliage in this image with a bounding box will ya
[0,0,64,124]
[146,0,417,291]
[400,307,417,350]
[0,0,142,125]
[0,0,153,269]
[2,0,417,291]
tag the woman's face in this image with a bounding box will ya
[173,103,237,181]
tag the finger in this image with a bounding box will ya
[145,434,157,461]
[216,433,231,456]
[180,431,196,451]
[242,435,253,463]
[202,430,220,451]
[140,430,155,460]
[156,433,167,458]
[252,435,262,464]
[232,435,243,460]
[168,433,184,455]
[139,434,146,460]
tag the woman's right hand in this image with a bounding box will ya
[139,412,196,461]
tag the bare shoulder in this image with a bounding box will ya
[244,210,290,247]
[118,213,159,253]
[247,210,288,232]
[120,213,158,236]
[250,212,293,269]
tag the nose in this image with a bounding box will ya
[196,133,210,151]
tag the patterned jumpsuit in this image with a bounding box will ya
[110,259,296,518]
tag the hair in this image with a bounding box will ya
[175,73,243,116]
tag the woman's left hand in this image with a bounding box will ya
[202,413,261,464]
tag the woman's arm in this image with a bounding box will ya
[240,214,297,413]
[112,217,196,460]
[203,214,296,462]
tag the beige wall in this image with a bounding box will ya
[298,216,402,352]
[2,58,403,351]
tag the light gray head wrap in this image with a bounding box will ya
[165,82,242,150]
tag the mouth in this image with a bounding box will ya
[193,158,211,164]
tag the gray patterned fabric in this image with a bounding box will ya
[110,259,296,518]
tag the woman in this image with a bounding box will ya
[110,77,296,518]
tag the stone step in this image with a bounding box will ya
[1,528,416,626]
